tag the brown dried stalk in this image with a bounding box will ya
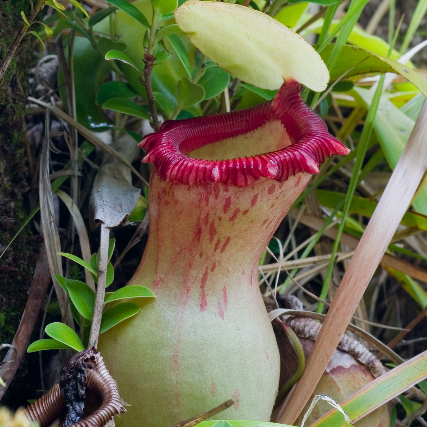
[170,399,235,427]
[26,348,125,427]
[0,244,51,400]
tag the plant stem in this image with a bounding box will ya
[89,223,110,348]
[0,0,45,84]
[143,8,160,130]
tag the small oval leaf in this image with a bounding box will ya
[100,302,141,334]
[198,65,230,100]
[106,262,114,287]
[65,279,96,320]
[28,338,73,353]
[102,98,150,120]
[59,252,98,276]
[176,77,205,109]
[155,24,181,44]
[105,0,149,29]
[104,285,155,304]
[45,322,84,351]
[96,81,137,105]
[105,50,142,73]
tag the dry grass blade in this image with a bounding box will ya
[260,251,354,274]
[39,111,74,328]
[310,350,427,427]
[27,97,147,185]
[56,189,95,291]
[294,210,427,285]
[170,399,235,427]
[279,99,427,425]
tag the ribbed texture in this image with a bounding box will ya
[26,350,125,427]
[286,317,387,379]
[140,80,350,186]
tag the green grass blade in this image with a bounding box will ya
[312,351,427,427]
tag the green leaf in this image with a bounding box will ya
[21,11,30,28]
[28,31,45,51]
[320,45,427,97]
[153,91,176,117]
[102,98,150,120]
[65,279,96,320]
[104,285,155,304]
[108,238,115,262]
[310,352,427,427]
[274,3,309,28]
[240,83,276,100]
[167,34,192,79]
[160,11,175,20]
[55,274,68,292]
[58,37,112,131]
[160,0,177,13]
[27,338,74,353]
[354,88,427,215]
[69,0,89,17]
[317,189,427,232]
[46,0,65,11]
[40,22,53,35]
[155,24,181,44]
[212,423,233,427]
[153,43,171,64]
[401,92,424,121]
[289,0,339,3]
[127,195,148,222]
[399,395,422,416]
[105,0,149,29]
[97,37,126,57]
[198,422,289,427]
[152,0,177,13]
[45,323,84,351]
[106,262,114,287]
[198,66,230,100]
[105,50,142,73]
[96,81,137,105]
[176,77,205,109]
[89,7,116,26]
[59,252,98,276]
[100,302,141,333]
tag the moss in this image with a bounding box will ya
[0,0,38,409]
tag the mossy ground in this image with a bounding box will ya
[0,0,39,408]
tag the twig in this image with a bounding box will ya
[89,223,110,348]
[387,304,427,349]
[143,52,160,130]
[0,0,46,84]
[170,399,234,427]
[0,244,51,400]
[143,8,161,130]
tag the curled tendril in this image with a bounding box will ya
[26,348,126,427]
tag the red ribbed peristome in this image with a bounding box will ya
[140,80,350,187]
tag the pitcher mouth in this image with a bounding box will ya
[140,80,350,187]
